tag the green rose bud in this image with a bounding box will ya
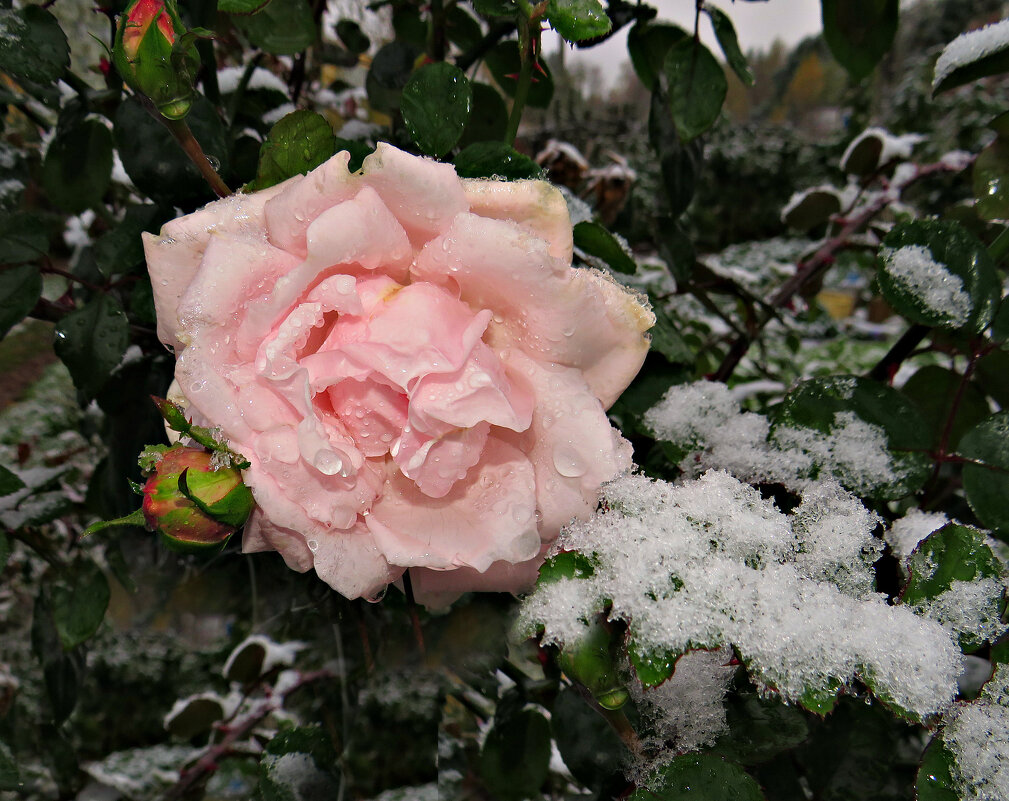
[113,0,199,119]
[558,616,630,710]
[142,445,254,553]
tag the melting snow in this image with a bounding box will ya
[880,244,971,326]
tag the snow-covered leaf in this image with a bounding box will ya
[934,19,1009,95]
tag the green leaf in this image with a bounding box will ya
[973,136,1009,221]
[551,686,628,792]
[915,737,959,801]
[900,365,991,452]
[663,39,727,142]
[573,221,636,274]
[400,62,472,158]
[480,708,551,801]
[50,558,110,650]
[260,727,341,801]
[820,0,899,82]
[713,693,810,765]
[934,27,1009,95]
[485,40,554,108]
[335,19,369,54]
[706,4,753,86]
[772,375,932,499]
[650,303,694,365]
[366,41,421,113]
[877,220,999,333]
[901,523,1004,650]
[558,617,628,709]
[630,753,765,800]
[114,94,229,207]
[54,294,130,399]
[219,0,273,14]
[31,592,82,725]
[782,188,842,231]
[165,696,225,738]
[95,205,166,278]
[224,640,267,682]
[235,0,316,55]
[0,6,69,86]
[446,5,483,51]
[796,679,841,716]
[990,296,1009,346]
[538,550,596,584]
[0,213,50,265]
[0,740,19,792]
[42,119,113,215]
[546,0,612,43]
[459,82,509,148]
[959,412,1009,533]
[0,264,42,339]
[627,22,688,91]
[628,639,680,688]
[252,110,336,191]
[454,141,541,179]
[472,0,516,18]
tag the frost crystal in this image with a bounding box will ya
[644,381,905,495]
[880,244,971,325]
[934,18,1009,91]
[519,472,962,720]
[887,509,949,559]
[944,663,1009,801]
[912,578,1007,646]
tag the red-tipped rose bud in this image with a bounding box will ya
[142,445,254,552]
[113,0,198,119]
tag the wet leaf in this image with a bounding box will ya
[454,142,541,179]
[0,264,42,339]
[820,0,899,82]
[546,0,612,43]
[629,753,765,800]
[251,110,336,191]
[236,0,316,55]
[574,221,636,274]
[54,294,130,399]
[0,6,69,86]
[401,62,472,158]
[627,22,688,91]
[366,41,421,113]
[959,412,1009,533]
[706,4,753,86]
[663,39,727,142]
[50,558,111,650]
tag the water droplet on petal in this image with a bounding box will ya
[552,444,587,478]
[307,539,319,552]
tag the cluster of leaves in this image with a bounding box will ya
[2,0,1009,798]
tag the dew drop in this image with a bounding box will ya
[552,444,587,478]
[307,539,319,552]
[314,450,344,476]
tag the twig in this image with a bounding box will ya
[866,323,930,383]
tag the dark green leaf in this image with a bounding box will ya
[772,375,932,499]
[480,709,551,801]
[959,412,1009,532]
[547,0,611,43]
[901,523,1003,650]
[706,4,753,85]
[485,40,554,108]
[50,558,110,650]
[820,0,899,82]
[392,4,428,49]
[628,639,679,687]
[236,0,316,55]
[551,686,628,792]
[459,82,509,148]
[977,348,1009,407]
[0,533,9,572]
[538,550,596,584]
[225,639,267,683]
[559,617,628,709]
[627,22,688,91]
[366,41,421,113]
[114,94,229,207]
[333,138,373,172]
[219,0,273,13]
[663,39,727,142]
[472,0,516,18]
[0,213,50,265]
[0,6,69,86]
[165,696,225,738]
[454,141,541,179]
[335,19,369,54]
[573,221,636,274]
[0,264,42,339]
[782,188,841,231]
[630,753,765,800]
[915,737,959,801]
[54,294,130,398]
[650,302,694,365]
[713,693,810,765]
[934,27,1009,95]
[260,727,340,801]
[446,5,483,51]
[974,137,1009,221]
[31,593,81,725]
[900,365,991,452]
[95,205,166,278]
[877,220,999,333]
[0,740,18,792]
[252,110,336,191]
[991,297,1009,345]
[401,62,472,158]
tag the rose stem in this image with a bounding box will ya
[144,101,232,198]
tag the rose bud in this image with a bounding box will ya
[142,445,254,552]
[112,0,199,119]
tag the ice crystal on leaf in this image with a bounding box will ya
[943,663,1009,801]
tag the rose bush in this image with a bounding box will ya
[144,144,653,601]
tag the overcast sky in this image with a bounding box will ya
[545,0,825,88]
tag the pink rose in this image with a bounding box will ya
[143,143,653,602]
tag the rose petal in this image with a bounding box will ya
[360,142,468,246]
[367,437,539,571]
[310,519,404,601]
[326,378,408,458]
[144,181,293,350]
[500,350,632,536]
[393,421,490,499]
[463,178,573,262]
[413,213,653,407]
[408,555,544,609]
[264,151,356,257]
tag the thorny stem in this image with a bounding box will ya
[599,705,642,756]
[145,101,232,198]
[427,0,447,63]
[712,159,965,383]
